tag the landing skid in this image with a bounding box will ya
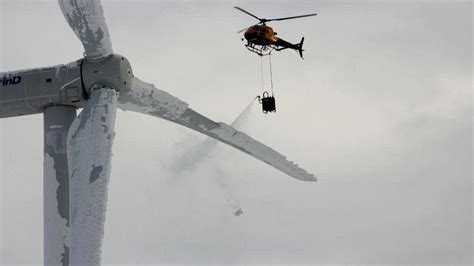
[245,42,275,57]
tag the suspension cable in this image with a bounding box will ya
[269,52,274,95]
[260,55,264,93]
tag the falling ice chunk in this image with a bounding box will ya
[234,208,243,216]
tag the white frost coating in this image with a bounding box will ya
[118,77,316,181]
[67,88,118,265]
[55,65,62,79]
[44,153,69,265]
[58,0,113,58]
[118,77,189,118]
[0,60,79,77]
[210,123,316,181]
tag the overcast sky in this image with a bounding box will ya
[1,0,472,264]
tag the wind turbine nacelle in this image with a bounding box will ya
[82,54,133,97]
[0,61,87,118]
[0,55,133,119]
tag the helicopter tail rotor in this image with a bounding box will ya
[298,37,305,59]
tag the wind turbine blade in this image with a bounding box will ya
[67,88,118,265]
[118,78,316,182]
[43,106,77,265]
[58,0,113,58]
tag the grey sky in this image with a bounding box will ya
[1,0,472,264]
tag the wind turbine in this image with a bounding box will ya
[0,0,316,265]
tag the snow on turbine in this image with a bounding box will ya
[67,88,118,265]
[58,0,113,58]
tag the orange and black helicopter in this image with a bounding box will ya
[235,6,317,59]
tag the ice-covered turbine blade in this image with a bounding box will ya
[67,88,118,265]
[58,0,113,58]
[118,78,316,182]
[43,106,76,265]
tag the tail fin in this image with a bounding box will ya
[298,37,305,59]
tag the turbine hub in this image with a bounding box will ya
[81,54,133,97]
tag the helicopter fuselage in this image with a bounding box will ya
[244,24,278,45]
[242,24,303,57]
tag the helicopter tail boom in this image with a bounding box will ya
[274,37,305,59]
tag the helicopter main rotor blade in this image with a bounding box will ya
[234,6,263,22]
[237,27,248,34]
[237,23,259,33]
[118,77,317,182]
[266,13,318,22]
[58,0,113,59]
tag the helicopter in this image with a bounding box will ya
[235,6,317,59]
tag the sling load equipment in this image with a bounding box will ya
[258,91,276,113]
[256,51,277,114]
